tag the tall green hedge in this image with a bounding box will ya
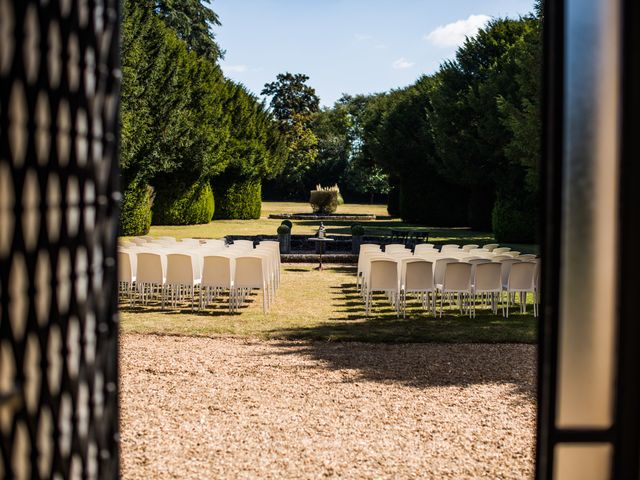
[120,182,153,236]
[492,195,537,243]
[152,181,214,225]
[212,176,262,220]
[387,184,400,217]
[399,174,468,226]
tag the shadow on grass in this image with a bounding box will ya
[265,279,537,396]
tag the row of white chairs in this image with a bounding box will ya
[358,244,539,318]
[118,238,280,313]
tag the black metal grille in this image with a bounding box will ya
[0,0,120,477]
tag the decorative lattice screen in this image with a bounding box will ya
[0,0,120,477]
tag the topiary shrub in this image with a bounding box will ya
[309,190,339,214]
[152,181,214,225]
[120,182,153,236]
[277,224,291,253]
[492,195,537,243]
[277,224,291,235]
[280,219,293,230]
[212,176,262,220]
[351,224,365,236]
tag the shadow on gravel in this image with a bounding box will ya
[270,340,537,399]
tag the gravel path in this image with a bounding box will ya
[120,334,536,479]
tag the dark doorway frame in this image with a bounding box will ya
[536,0,640,477]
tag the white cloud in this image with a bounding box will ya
[354,33,373,41]
[222,64,249,73]
[424,14,491,47]
[392,57,415,70]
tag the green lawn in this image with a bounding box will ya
[122,202,538,343]
[140,201,538,254]
[120,264,537,343]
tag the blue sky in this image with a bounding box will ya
[213,0,535,107]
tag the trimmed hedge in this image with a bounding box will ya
[213,176,262,220]
[399,174,468,226]
[492,195,537,243]
[309,190,339,214]
[387,184,400,217]
[152,181,214,225]
[120,182,153,236]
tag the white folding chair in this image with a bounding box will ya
[441,244,461,251]
[166,253,201,309]
[483,243,499,251]
[232,239,255,250]
[136,252,166,307]
[201,255,236,312]
[413,243,437,255]
[493,247,512,254]
[364,259,400,315]
[436,262,473,317]
[118,251,136,304]
[357,246,383,291]
[385,244,408,254]
[433,257,459,287]
[504,262,537,317]
[499,258,523,290]
[461,244,480,252]
[401,259,435,316]
[235,255,270,313]
[473,262,503,316]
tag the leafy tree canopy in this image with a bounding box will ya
[261,73,320,125]
[153,0,224,61]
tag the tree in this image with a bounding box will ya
[120,0,231,230]
[261,73,320,124]
[261,73,321,198]
[153,0,224,61]
[213,81,288,219]
[428,17,537,229]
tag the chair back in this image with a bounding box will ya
[466,258,491,280]
[483,243,499,251]
[403,260,433,291]
[500,258,522,286]
[369,259,399,291]
[232,240,255,249]
[441,244,460,251]
[442,262,472,291]
[235,256,265,289]
[118,251,135,283]
[167,254,196,286]
[136,253,165,284]
[385,244,408,254]
[414,243,436,255]
[434,258,459,285]
[202,255,234,288]
[461,244,479,252]
[508,262,536,290]
[474,262,502,291]
[493,247,511,254]
[359,244,381,254]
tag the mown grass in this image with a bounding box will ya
[141,201,538,254]
[120,264,537,343]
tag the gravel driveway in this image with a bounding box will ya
[120,334,536,479]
